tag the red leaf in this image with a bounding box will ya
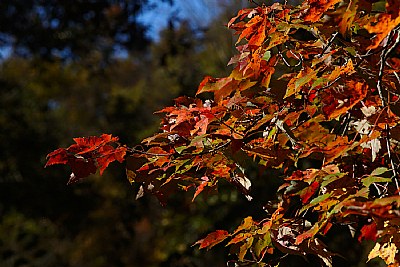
[300,181,320,204]
[228,8,252,28]
[71,134,116,155]
[45,148,69,167]
[322,81,367,119]
[194,230,230,250]
[67,158,97,184]
[192,115,209,136]
[295,228,316,245]
[192,176,209,202]
[45,134,126,182]
[358,222,377,242]
[96,145,127,175]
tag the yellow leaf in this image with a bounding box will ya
[338,0,357,37]
[368,242,398,265]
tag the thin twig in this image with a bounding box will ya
[376,28,400,107]
[320,31,338,56]
[385,125,400,195]
[216,117,245,138]
[248,0,261,7]
[376,27,400,194]
[199,140,232,155]
[129,146,172,157]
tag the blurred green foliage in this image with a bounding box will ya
[0,1,249,266]
[0,0,163,61]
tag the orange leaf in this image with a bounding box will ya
[303,0,342,22]
[364,9,400,49]
[227,232,253,246]
[192,177,209,201]
[248,17,267,46]
[322,80,367,119]
[338,1,357,37]
[196,76,237,102]
[285,67,317,98]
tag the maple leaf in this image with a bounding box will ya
[192,176,209,201]
[364,5,400,49]
[194,230,230,250]
[322,80,368,119]
[237,14,266,46]
[302,0,342,23]
[66,158,98,184]
[227,8,253,29]
[248,16,267,47]
[233,216,257,235]
[196,76,238,102]
[96,145,127,175]
[45,134,126,183]
[46,1,400,265]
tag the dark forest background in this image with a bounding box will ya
[0,1,382,266]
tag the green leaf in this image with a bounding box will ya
[311,77,328,89]
[175,145,187,154]
[372,1,386,12]
[174,158,192,173]
[262,51,271,61]
[285,67,317,98]
[253,233,271,258]
[299,192,333,214]
[370,167,389,176]
[234,216,255,234]
[321,173,346,188]
[309,193,332,206]
[344,47,357,56]
[362,176,392,188]
[238,237,254,261]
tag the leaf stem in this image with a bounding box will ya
[385,125,400,195]
[128,146,172,157]
[320,31,338,56]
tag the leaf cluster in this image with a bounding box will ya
[46,0,400,266]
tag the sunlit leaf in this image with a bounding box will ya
[368,242,398,265]
[302,0,342,22]
[194,230,230,250]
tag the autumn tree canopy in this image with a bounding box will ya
[47,0,400,266]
